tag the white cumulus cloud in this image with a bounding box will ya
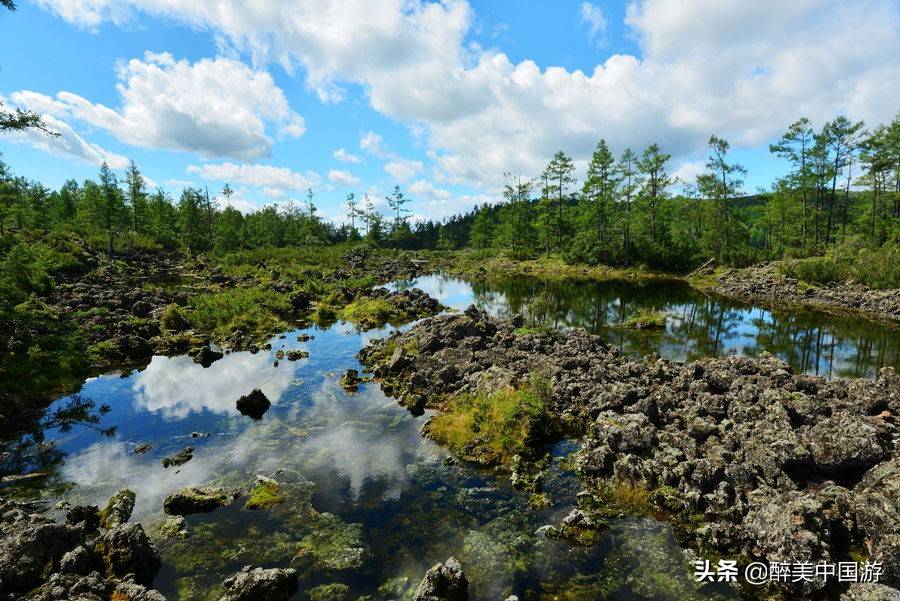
[333,147,362,163]
[187,162,320,198]
[328,169,360,187]
[31,0,900,197]
[10,52,304,161]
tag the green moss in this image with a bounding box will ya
[528,493,551,511]
[339,297,404,328]
[514,325,553,336]
[160,303,190,332]
[309,583,351,601]
[425,374,556,466]
[245,479,286,510]
[619,311,666,330]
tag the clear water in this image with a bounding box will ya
[390,273,899,379]
[5,274,898,600]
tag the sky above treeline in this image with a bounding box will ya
[1,0,899,224]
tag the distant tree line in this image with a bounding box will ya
[0,113,898,272]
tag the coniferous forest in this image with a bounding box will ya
[3,115,898,301]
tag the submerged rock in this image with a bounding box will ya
[100,488,136,530]
[236,389,271,420]
[309,583,351,601]
[163,486,239,516]
[134,442,152,454]
[286,349,309,361]
[339,368,362,392]
[219,565,299,601]
[413,557,469,601]
[193,345,224,368]
[161,446,194,468]
[292,513,372,578]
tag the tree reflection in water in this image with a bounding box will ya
[451,275,898,379]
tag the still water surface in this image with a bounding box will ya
[5,274,899,600]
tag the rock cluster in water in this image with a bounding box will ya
[711,262,900,324]
[0,490,164,600]
[360,306,900,598]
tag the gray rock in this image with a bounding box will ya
[93,523,161,586]
[163,486,239,516]
[413,557,468,601]
[219,565,299,601]
[100,489,136,529]
[841,583,900,601]
[805,411,891,473]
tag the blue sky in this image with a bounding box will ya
[1,0,898,222]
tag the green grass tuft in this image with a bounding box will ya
[425,375,556,465]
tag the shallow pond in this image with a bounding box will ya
[393,273,899,379]
[3,274,898,600]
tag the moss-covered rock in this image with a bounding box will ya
[163,486,240,516]
[99,488,136,530]
[309,582,351,601]
[245,476,287,510]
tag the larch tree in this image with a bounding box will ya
[770,118,814,248]
[582,140,616,247]
[615,148,640,266]
[124,160,147,233]
[697,135,746,261]
[636,143,673,246]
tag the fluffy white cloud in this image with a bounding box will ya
[0,105,129,168]
[187,162,320,198]
[580,2,607,44]
[332,147,361,163]
[409,179,450,201]
[34,0,900,194]
[328,168,360,187]
[384,158,423,182]
[10,52,304,161]
[360,131,389,157]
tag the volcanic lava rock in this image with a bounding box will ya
[236,389,271,420]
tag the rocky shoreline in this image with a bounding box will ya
[705,262,900,326]
[360,307,900,599]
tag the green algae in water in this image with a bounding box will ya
[245,478,286,510]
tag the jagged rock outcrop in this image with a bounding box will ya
[413,557,469,601]
[0,495,165,600]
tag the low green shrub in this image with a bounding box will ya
[426,374,556,465]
